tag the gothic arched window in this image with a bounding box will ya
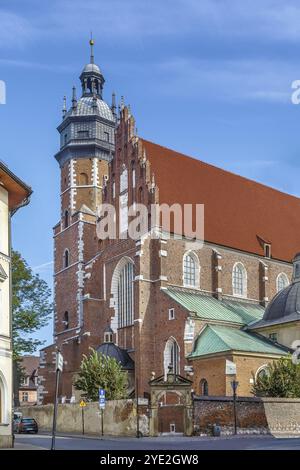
[64,210,69,229]
[63,249,70,268]
[183,252,199,288]
[232,262,247,297]
[200,378,209,396]
[118,261,134,328]
[276,273,289,292]
[163,338,180,377]
[63,311,69,330]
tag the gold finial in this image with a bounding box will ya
[90,31,94,46]
[89,33,94,63]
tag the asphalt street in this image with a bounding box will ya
[10,433,300,450]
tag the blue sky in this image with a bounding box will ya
[1,0,300,350]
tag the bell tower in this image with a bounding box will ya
[52,39,116,356]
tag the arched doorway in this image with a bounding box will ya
[149,372,193,436]
[157,390,185,434]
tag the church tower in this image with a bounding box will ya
[55,38,116,213]
[52,39,116,371]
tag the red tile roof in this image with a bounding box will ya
[21,355,39,378]
[142,139,300,263]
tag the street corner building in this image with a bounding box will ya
[0,162,31,448]
[39,40,300,406]
[18,355,39,406]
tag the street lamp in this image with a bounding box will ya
[51,349,63,450]
[230,380,239,435]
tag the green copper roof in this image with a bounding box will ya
[164,287,264,325]
[189,325,288,358]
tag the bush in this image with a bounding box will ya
[74,348,128,401]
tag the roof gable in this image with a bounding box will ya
[190,324,288,358]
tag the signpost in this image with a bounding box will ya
[80,400,86,435]
[51,351,63,450]
[99,389,106,437]
[231,380,239,435]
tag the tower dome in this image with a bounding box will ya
[55,38,116,168]
[79,38,105,99]
[81,63,101,74]
[262,283,300,323]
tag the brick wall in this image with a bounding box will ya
[191,353,282,397]
[194,396,300,436]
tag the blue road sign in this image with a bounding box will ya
[99,389,106,409]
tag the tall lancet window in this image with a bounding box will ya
[232,262,247,297]
[64,210,69,229]
[183,252,200,288]
[63,249,70,268]
[163,338,180,378]
[118,262,134,328]
[276,273,289,292]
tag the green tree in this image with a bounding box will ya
[74,348,128,401]
[12,250,52,360]
[252,356,300,398]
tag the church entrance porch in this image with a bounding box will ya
[149,373,193,437]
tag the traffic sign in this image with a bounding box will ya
[99,388,106,409]
[79,400,86,408]
[56,352,64,372]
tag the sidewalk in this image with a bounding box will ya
[38,430,273,442]
[4,442,46,451]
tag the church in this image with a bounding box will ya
[39,40,300,404]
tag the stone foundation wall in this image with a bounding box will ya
[17,399,149,437]
[0,433,13,449]
[194,396,300,436]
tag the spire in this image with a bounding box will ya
[62,96,67,119]
[89,33,94,64]
[111,92,117,119]
[72,86,77,110]
[79,35,105,99]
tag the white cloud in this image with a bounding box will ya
[0,10,36,47]
[0,58,74,72]
[42,0,300,42]
[32,261,53,272]
[2,1,300,103]
[4,0,300,46]
[153,57,296,103]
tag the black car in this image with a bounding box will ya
[17,417,38,434]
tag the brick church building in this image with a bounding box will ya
[39,41,300,404]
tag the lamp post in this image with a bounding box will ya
[231,380,239,435]
[51,350,63,450]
